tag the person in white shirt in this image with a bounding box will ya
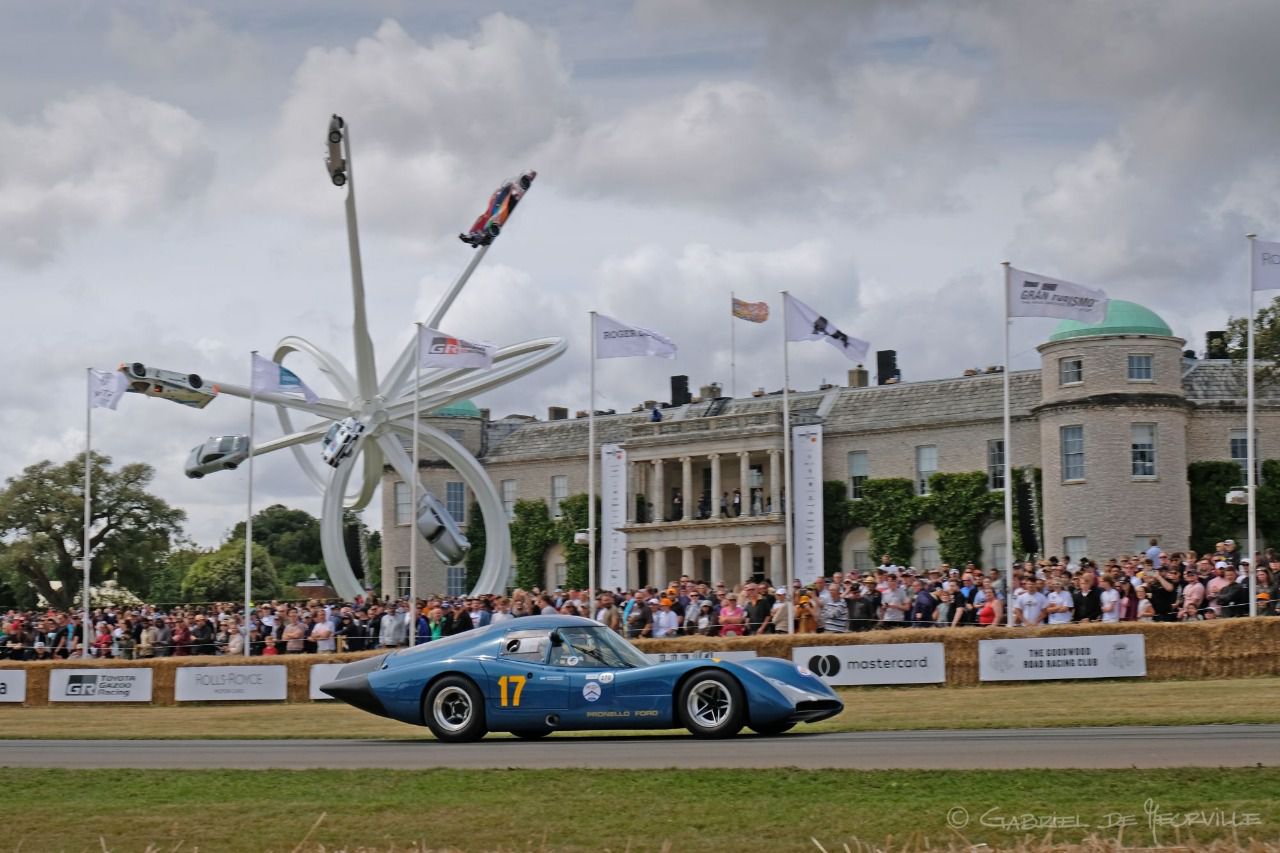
[1044,579,1074,625]
[1099,576,1122,623]
[651,598,680,638]
[1014,580,1047,626]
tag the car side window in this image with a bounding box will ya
[500,631,550,664]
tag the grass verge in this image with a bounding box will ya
[1,767,1277,852]
[0,676,1276,740]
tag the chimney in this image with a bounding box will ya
[875,350,900,385]
[1205,331,1227,359]
[847,366,869,388]
[1183,349,1196,360]
[751,387,765,397]
[548,406,568,421]
[670,375,691,406]
[699,382,723,399]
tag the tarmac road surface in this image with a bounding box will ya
[1,725,1275,770]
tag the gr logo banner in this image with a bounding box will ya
[49,669,153,702]
[0,670,26,703]
[792,643,946,686]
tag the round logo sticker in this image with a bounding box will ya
[582,681,602,702]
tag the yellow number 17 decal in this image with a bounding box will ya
[498,675,526,707]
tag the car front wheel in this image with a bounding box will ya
[677,671,744,738]
[423,676,487,743]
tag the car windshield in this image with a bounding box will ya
[217,436,238,454]
[554,626,651,669]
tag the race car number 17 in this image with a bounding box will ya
[498,675,526,707]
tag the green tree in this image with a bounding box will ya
[511,499,555,590]
[180,539,279,602]
[151,545,205,605]
[230,504,322,569]
[0,452,185,609]
[1225,295,1280,381]
[463,501,486,590]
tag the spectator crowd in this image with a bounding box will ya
[2,539,1277,661]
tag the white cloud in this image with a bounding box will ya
[0,86,212,266]
[106,7,265,83]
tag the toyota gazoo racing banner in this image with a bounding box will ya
[49,668,153,702]
[792,643,946,686]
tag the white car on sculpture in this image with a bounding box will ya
[417,491,470,565]
[320,416,366,468]
[185,435,249,479]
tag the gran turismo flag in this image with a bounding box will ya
[1252,239,1280,292]
[783,294,869,363]
[732,297,769,323]
[417,326,495,369]
[1007,267,1109,323]
[88,369,128,410]
[595,313,678,359]
[251,353,318,403]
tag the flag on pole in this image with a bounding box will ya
[1007,267,1109,322]
[783,293,869,362]
[732,297,769,323]
[87,369,128,410]
[1252,239,1280,292]
[251,353,318,403]
[417,326,495,369]
[595,313,678,359]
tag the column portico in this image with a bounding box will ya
[681,546,696,580]
[739,544,754,586]
[769,450,782,515]
[770,542,784,585]
[709,453,722,518]
[681,456,693,520]
[709,545,725,587]
[651,547,668,589]
[652,459,665,523]
[738,452,750,517]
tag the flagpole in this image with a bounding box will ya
[411,323,421,642]
[588,311,597,615]
[1247,234,1258,617]
[1001,262,1015,627]
[83,368,92,654]
[730,291,737,399]
[780,291,795,633]
[245,351,256,655]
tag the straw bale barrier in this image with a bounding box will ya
[2,619,1277,706]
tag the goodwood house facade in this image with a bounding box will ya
[381,301,1279,597]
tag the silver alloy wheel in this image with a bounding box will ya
[432,685,473,733]
[686,679,732,729]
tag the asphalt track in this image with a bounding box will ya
[1,725,1275,770]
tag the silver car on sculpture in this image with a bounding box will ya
[185,435,249,479]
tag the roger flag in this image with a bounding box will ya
[732,297,769,323]
[251,354,318,403]
[784,294,869,362]
[1252,239,1280,292]
[418,327,495,369]
[595,313,677,359]
[1008,267,1109,323]
[88,369,128,410]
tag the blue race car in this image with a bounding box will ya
[321,615,842,741]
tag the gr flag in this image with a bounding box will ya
[1252,239,1280,292]
[417,327,495,369]
[250,353,318,403]
[88,369,128,410]
[783,293,869,363]
[732,297,769,323]
[595,313,678,359]
[1008,267,1109,322]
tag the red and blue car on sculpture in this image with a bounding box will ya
[322,615,842,742]
[458,171,537,247]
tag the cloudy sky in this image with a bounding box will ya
[3,1,1276,546]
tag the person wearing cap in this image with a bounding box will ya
[651,598,679,638]
[845,578,877,632]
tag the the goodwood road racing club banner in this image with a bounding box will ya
[978,635,1146,682]
[417,327,495,370]
[793,643,946,686]
[600,443,628,592]
[1007,267,1109,323]
[791,424,824,585]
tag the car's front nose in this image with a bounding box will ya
[320,655,390,718]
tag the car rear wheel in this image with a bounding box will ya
[510,728,552,740]
[224,463,237,471]
[332,171,347,187]
[187,374,203,389]
[749,721,795,736]
[328,130,343,144]
[519,174,533,190]
[486,221,501,237]
[677,671,744,738]
[423,676,487,743]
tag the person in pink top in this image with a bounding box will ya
[718,593,746,637]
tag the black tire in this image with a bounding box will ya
[130,362,146,378]
[422,676,487,743]
[189,472,203,480]
[187,373,203,390]
[332,171,347,187]
[328,130,343,144]
[519,173,533,190]
[677,670,745,738]
[224,463,237,472]
[486,221,501,237]
[510,728,552,740]
[749,721,795,736]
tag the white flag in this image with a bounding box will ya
[1007,267,1109,322]
[783,293,869,363]
[88,369,128,410]
[251,353,318,403]
[595,313,677,359]
[1252,239,1280,292]
[417,327,495,369]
